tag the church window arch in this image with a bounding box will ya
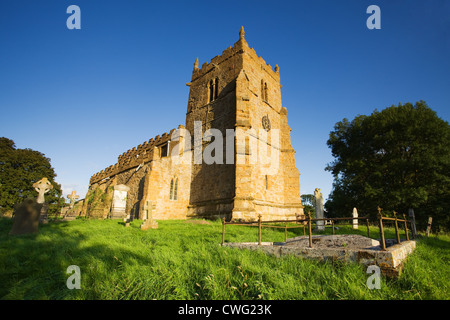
[264,82,268,102]
[214,77,219,100]
[174,178,178,201]
[209,79,214,103]
[170,177,179,201]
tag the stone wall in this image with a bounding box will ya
[185,36,242,219]
[85,27,304,222]
[232,32,303,221]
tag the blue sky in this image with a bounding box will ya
[1,0,449,204]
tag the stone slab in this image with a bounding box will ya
[222,235,416,277]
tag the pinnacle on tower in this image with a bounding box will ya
[194,57,199,70]
[239,26,245,39]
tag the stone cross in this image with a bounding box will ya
[352,207,359,229]
[141,200,158,230]
[143,200,156,220]
[67,190,80,209]
[314,188,325,231]
[33,177,53,204]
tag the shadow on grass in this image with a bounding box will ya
[0,218,155,299]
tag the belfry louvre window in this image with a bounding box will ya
[261,80,268,102]
[209,79,214,102]
[264,82,268,102]
[209,78,219,102]
[214,77,219,100]
[261,80,264,100]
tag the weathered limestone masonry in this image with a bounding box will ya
[86,126,191,220]
[85,27,304,222]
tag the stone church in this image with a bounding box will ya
[82,27,304,222]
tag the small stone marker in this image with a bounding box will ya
[33,177,53,204]
[408,208,417,238]
[9,199,43,235]
[123,214,131,227]
[426,217,432,237]
[111,184,130,219]
[140,200,158,230]
[352,207,359,230]
[314,188,325,231]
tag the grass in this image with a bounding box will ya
[0,217,448,300]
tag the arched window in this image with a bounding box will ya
[174,179,178,200]
[265,175,268,190]
[170,177,178,201]
[209,79,214,103]
[264,82,268,102]
[214,77,219,99]
[261,79,264,100]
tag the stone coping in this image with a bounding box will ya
[222,236,416,277]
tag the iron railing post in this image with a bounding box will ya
[403,214,409,241]
[258,214,262,245]
[394,211,401,244]
[222,217,225,245]
[378,207,386,251]
[308,211,313,248]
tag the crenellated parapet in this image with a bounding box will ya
[190,26,280,83]
[89,127,179,185]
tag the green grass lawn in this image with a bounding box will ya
[0,217,448,300]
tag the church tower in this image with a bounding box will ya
[186,27,304,221]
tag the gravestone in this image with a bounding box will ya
[63,191,80,221]
[33,177,53,223]
[60,206,69,217]
[40,204,49,224]
[352,207,359,230]
[314,188,325,231]
[426,217,432,237]
[408,208,417,238]
[9,199,43,235]
[140,200,158,230]
[110,184,130,219]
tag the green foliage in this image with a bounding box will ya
[0,137,63,210]
[325,101,450,231]
[0,218,448,300]
[301,194,315,217]
[87,187,112,210]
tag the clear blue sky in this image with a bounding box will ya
[1,0,449,205]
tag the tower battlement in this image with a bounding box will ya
[190,27,280,84]
[89,127,179,185]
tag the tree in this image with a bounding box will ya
[325,101,450,231]
[301,194,315,217]
[0,137,63,212]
